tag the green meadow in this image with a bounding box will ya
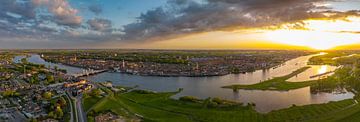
[222,67,318,91]
[83,88,360,122]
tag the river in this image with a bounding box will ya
[14,53,354,113]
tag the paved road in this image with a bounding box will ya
[76,95,87,122]
[65,93,74,122]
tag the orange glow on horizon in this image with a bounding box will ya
[265,16,360,50]
[120,16,360,50]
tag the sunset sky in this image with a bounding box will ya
[0,0,360,49]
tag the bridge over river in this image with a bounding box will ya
[71,69,108,78]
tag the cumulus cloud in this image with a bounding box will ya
[121,0,360,41]
[33,0,82,27]
[0,0,95,48]
[0,0,37,23]
[0,0,37,19]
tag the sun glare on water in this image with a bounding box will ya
[265,17,360,50]
[317,65,328,74]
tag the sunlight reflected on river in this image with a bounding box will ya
[288,65,337,82]
[317,65,328,74]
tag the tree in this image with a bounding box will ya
[54,66,58,72]
[58,97,67,107]
[29,76,36,84]
[1,90,19,97]
[48,111,55,118]
[29,118,38,122]
[46,75,55,84]
[21,58,28,64]
[43,92,52,99]
[55,106,64,118]
[91,89,101,97]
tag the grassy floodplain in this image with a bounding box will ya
[83,87,360,122]
[222,67,318,91]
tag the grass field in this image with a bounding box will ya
[83,95,103,112]
[83,88,360,122]
[222,67,320,91]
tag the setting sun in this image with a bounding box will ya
[266,30,340,50]
[265,17,360,50]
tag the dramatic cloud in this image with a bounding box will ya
[121,0,360,41]
[87,18,112,32]
[0,0,359,48]
[0,0,105,48]
[0,0,37,19]
[89,4,103,15]
[33,0,82,27]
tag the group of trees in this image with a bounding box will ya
[90,88,102,97]
[311,59,360,94]
[47,97,67,119]
[28,73,56,85]
[15,58,66,85]
[179,96,244,108]
[42,91,52,99]
[1,90,20,98]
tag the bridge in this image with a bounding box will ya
[309,71,334,79]
[71,69,107,78]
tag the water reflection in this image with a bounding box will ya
[13,55,84,75]
[288,65,337,82]
[232,87,353,113]
[318,65,328,74]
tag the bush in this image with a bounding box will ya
[179,96,201,103]
[91,89,101,97]
[1,90,20,98]
[132,90,154,94]
[43,91,52,99]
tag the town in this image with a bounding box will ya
[40,50,311,77]
[0,52,124,122]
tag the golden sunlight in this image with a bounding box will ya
[265,16,360,50]
[317,65,328,74]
